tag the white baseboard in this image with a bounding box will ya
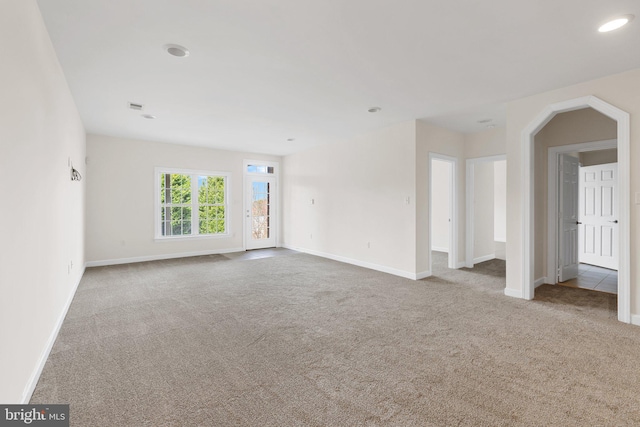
[534,277,547,288]
[282,244,422,280]
[504,288,523,299]
[473,254,496,264]
[431,246,449,253]
[631,314,640,327]
[86,247,245,267]
[22,265,86,404]
[456,261,466,269]
[416,270,432,280]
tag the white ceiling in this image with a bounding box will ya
[36,0,640,155]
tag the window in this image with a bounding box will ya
[246,164,274,174]
[156,168,229,239]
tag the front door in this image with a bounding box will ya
[558,154,580,282]
[245,177,276,250]
[579,163,618,270]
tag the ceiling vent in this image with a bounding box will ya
[128,102,144,111]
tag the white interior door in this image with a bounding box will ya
[558,154,579,282]
[579,163,618,270]
[245,177,276,250]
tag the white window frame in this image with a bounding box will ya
[244,159,278,176]
[154,167,231,240]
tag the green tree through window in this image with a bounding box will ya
[198,176,226,234]
[158,170,228,237]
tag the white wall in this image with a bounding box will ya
[0,0,86,403]
[473,161,495,261]
[282,121,418,277]
[431,159,451,252]
[86,134,281,264]
[506,68,640,318]
[464,127,506,159]
[580,148,617,167]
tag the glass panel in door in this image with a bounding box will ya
[246,178,276,249]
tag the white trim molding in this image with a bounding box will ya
[504,288,523,298]
[534,277,547,288]
[283,244,429,280]
[519,95,631,324]
[474,254,496,264]
[22,265,86,404]
[86,248,245,267]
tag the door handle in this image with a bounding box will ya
[609,220,618,223]
[575,221,582,225]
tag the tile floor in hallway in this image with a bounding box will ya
[558,263,618,294]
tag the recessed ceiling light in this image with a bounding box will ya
[598,15,634,32]
[368,107,381,113]
[141,114,156,119]
[477,118,492,124]
[164,44,190,57]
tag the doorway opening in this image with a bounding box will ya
[465,155,507,271]
[244,160,279,250]
[520,96,630,323]
[429,153,457,272]
[548,142,618,296]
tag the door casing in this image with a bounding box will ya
[243,159,280,250]
[557,154,580,282]
[547,139,617,284]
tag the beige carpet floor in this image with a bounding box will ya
[31,250,639,426]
